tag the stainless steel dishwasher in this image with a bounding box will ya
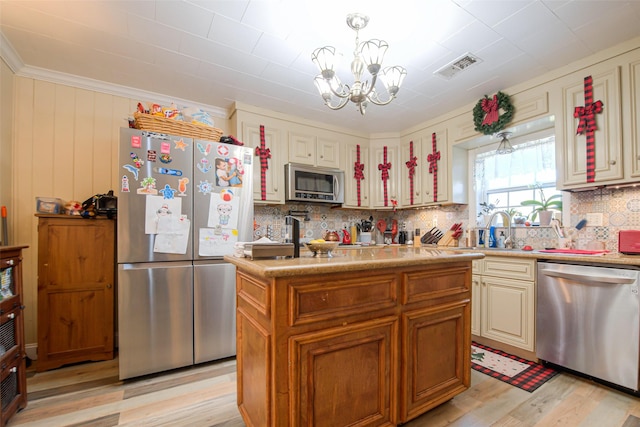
[537,261,640,391]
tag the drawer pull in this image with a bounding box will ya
[7,313,15,319]
[6,259,14,266]
[10,367,17,373]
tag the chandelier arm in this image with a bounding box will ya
[323,96,351,110]
[367,92,396,106]
[327,82,351,99]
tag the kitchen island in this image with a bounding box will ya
[225,246,484,427]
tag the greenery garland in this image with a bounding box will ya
[473,91,515,135]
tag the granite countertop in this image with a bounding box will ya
[224,246,484,278]
[435,246,640,266]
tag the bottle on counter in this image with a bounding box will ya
[497,231,505,248]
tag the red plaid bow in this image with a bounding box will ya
[481,94,499,125]
[574,100,603,134]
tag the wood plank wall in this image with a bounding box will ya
[8,75,230,348]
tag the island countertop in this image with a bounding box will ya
[224,246,484,278]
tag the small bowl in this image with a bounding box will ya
[305,241,340,257]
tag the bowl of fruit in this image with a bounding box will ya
[305,239,340,257]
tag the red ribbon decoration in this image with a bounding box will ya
[427,133,441,202]
[481,94,499,125]
[405,140,418,205]
[378,146,392,207]
[573,75,603,183]
[255,125,271,200]
[354,144,365,207]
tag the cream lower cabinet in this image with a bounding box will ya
[471,256,535,352]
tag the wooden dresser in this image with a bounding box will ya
[36,215,115,372]
[0,245,28,427]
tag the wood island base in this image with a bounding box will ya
[226,248,479,426]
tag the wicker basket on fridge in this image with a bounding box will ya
[133,112,223,141]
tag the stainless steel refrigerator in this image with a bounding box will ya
[117,127,253,379]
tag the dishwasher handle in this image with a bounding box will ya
[540,268,637,285]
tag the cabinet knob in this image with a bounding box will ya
[308,153,312,157]
[10,367,17,373]
[274,188,278,192]
[8,313,14,319]
[610,160,616,165]
[6,259,14,266]
[107,284,112,289]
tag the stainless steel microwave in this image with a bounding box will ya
[285,163,344,204]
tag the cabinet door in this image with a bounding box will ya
[370,141,399,209]
[401,301,470,423]
[288,131,315,165]
[342,141,370,208]
[558,66,623,187]
[471,274,481,336]
[400,138,422,207]
[243,123,285,204]
[421,128,449,205]
[316,137,340,168]
[630,60,640,178]
[290,317,398,427]
[480,276,534,351]
[37,218,115,371]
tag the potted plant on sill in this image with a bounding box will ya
[477,199,499,226]
[520,185,562,226]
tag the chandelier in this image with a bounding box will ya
[311,13,407,115]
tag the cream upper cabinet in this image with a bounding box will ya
[242,122,286,204]
[370,139,399,209]
[399,136,422,207]
[421,127,450,206]
[472,257,536,352]
[341,138,370,208]
[555,65,624,189]
[400,124,466,208]
[629,59,640,179]
[288,131,340,168]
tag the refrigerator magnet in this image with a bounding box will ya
[121,175,130,192]
[137,176,158,195]
[197,180,213,195]
[131,135,141,148]
[174,139,188,151]
[197,142,212,156]
[147,150,157,162]
[159,184,177,199]
[122,164,139,180]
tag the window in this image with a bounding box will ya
[474,129,559,225]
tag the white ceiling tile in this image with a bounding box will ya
[189,0,249,21]
[438,20,501,54]
[463,0,534,26]
[155,0,215,38]
[207,14,261,53]
[492,1,561,42]
[127,15,183,52]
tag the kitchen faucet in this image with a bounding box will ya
[484,211,513,249]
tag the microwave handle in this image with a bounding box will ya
[333,175,338,199]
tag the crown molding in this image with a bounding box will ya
[0,31,227,119]
[0,32,24,73]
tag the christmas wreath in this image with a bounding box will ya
[473,91,514,135]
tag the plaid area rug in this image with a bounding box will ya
[471,342,558,392]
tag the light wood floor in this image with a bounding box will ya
[7,357,640,427]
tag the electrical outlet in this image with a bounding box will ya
[585,212,603,227]
[432,217,438,227]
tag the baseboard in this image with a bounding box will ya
[25,343,38,360]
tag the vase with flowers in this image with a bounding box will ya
[520,184,562,226]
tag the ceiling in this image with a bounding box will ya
[2,0,640,134]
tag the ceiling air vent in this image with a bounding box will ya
[434,52,483,80]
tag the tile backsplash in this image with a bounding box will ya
[254,186,640,253]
